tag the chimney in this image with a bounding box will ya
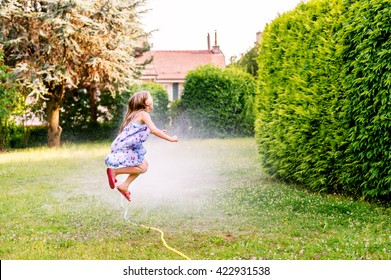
[211,30,221,54]
[256,31,263,45]
[207,33,211,50]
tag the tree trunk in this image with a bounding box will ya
[47,99,62,148]
[89,86,98,125]
[0,117,6,150]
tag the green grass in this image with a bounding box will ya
[0,138,390,260]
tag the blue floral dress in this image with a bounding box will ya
[105,121,150,168]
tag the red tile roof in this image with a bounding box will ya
[139,49,226,81]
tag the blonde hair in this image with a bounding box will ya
[119,90,151,132]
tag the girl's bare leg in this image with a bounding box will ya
[112,161,148,177]
[117,174,139,192]
[110,161,148,191]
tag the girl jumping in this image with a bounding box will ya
[105,90,178,201]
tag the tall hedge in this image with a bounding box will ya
[341,0,391,199]
[256,0,346,192]
[182,65,256,137]
[256,0,391,201]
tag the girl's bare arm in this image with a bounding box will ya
[140,111,178,142]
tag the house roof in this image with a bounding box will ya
[139,49,226,81]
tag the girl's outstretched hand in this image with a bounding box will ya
[171,135,179,142]
[161,129,178,142]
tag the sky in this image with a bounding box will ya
[141,0,304,63]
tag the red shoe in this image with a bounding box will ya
[106,168,116,189]
[117,188,131,202]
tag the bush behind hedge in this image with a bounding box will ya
[182,65,256,137]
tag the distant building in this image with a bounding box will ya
[139,32,226,100]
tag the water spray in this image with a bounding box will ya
[120,197,191,260]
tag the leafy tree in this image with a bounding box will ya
[229,46,259,77]
[0,0,149,147]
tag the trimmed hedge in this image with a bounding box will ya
[182,65,257,137]
[255,0,391,201]
[256,0,346,191]
[341,0,391,199]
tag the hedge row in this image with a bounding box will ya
[182,65,256,137]
[255,0,390,201]
[341,0,391,199]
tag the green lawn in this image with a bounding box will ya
[0,138,390,260]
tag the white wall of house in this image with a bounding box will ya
[159,81,184,101]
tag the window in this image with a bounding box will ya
[173,83,179,100]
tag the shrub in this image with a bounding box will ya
[169,99,191,136]
[181,65,257,137]
[0,49,20,150]
[61,88,92,129]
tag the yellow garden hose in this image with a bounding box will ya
[122,199,191,260]
[137,224,191,260]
